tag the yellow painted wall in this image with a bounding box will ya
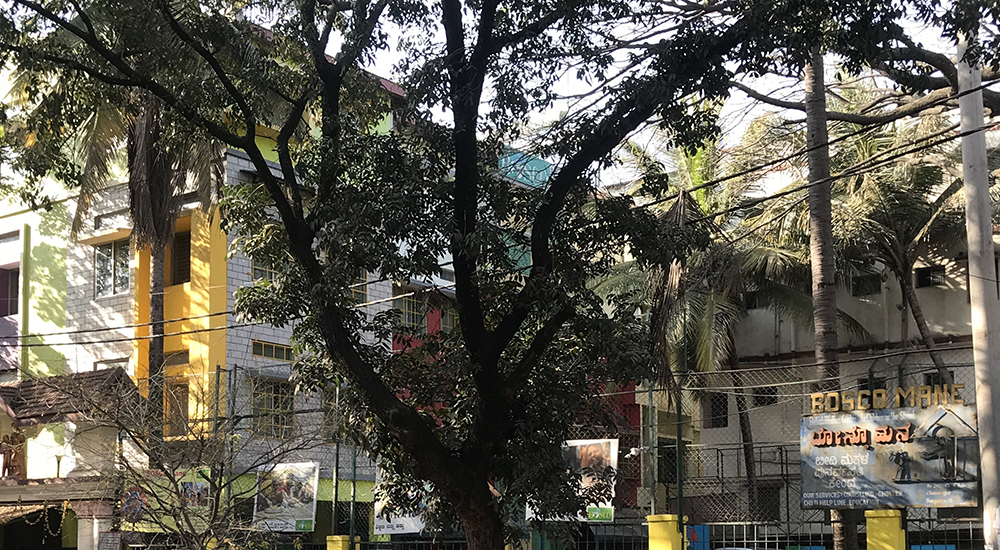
[133,209,227,431]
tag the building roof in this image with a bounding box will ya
[0,367,138,427]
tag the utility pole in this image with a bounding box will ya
[333,381,341,536]
[958,35,1000,550]
[648,384,656,515]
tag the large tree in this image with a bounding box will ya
[0,1,984,549]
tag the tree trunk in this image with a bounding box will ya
[726,335,758,519]
[899,284,909,345]
[898,270,954,384]
[457,491,505,550]
[148,241,166,459]
[804,47,859,550]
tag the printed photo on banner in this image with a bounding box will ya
[526,438,618,523]
[254,462,320,532]
[181,480,210,507]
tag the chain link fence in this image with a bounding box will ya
[657,344,981,549]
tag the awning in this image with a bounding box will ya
[0,504,49,524]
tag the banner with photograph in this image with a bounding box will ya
[178,469,211,508]
[527,438,618,522]
[254,462,320,532]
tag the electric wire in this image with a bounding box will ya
[3,82,995,351]
[617,78,1000,213]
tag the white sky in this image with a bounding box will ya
[328,11,992,190]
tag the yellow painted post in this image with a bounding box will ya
[866,509,905,550]
[328,535,352,550]
[647,514,684,550]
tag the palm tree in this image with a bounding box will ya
[750,104,991,385]
[601,141,867,518]
[7,75,221,451]
[831,116,977,384]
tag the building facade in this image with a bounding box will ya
[678,243,988,546]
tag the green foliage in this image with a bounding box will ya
[0,0,992,547]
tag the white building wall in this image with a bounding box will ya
[224,151,376,481]
[734,242,979,359]
[65,184,135,373]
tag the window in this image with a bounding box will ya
[165,380,189,437]
[753,386,779,407]
[393,291,427,331]
[925,371,954,387]
[251,378,293,438]
[744,291,760,310]
[171,231,191,285]
[852,274,882,296]
[705,392,729,429]
[95,239,130,297]
[440,304,458,333]
[252,261,280,282]
[0,268,18,317]
[915,265,946,288]
[349,271,368,304]
[252,340,295,362]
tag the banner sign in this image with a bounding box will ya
[373,491,427,535]
[254,462,320,532]
[567,438,618,522]
[527,438,619,522]
[801,403,979,509]
[374,509,426,535]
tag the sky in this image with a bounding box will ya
[272,5,996,192]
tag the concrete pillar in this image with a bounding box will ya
[647,514,684,550]
[73,501,114,550]
[328,535,352,550]
[865,510,905,550]
[76,515,113,550]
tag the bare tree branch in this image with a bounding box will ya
[733,81,957,125]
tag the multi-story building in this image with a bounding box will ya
[0,188,155,550]
[682,242,987,545]
[0,150,394,548]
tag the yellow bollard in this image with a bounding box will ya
[328,535,352,550]
[647,514,684,550]
[866,510,905,550]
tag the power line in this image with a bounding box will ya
[621,78,1000,214]
[6,83,993,356]
[686,121,998,225]
[0,277,469,349]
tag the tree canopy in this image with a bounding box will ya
[0,0,994,548]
